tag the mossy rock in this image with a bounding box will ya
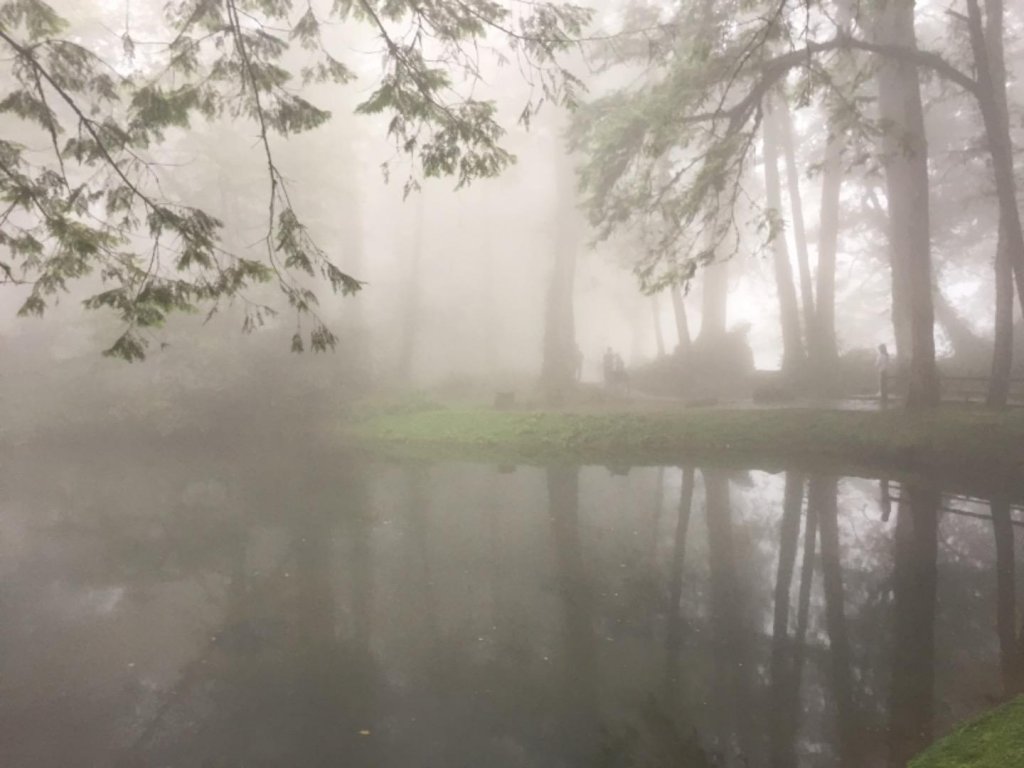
[910,697,1024,768]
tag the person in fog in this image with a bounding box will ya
[612,352,629,394]
[876,343,891,406]
[574,345,584,383]
[603,347,615,387]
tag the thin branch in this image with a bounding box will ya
[27,64,69,190]
[224,0,286,286]
[0,27,163,214]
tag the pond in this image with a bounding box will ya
[1,442,1021,767]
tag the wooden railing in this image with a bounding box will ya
[879,373,1024,407]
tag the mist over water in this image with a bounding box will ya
[3,0,1024,765]
[2,436,1020,767]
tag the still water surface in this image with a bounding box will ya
[2,445,1021,767]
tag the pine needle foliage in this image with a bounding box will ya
[569,0,973,294]
[0,0,590,358]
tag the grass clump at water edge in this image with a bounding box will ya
[910,697,1024,768]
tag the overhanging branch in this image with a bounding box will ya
[682,34,978,132]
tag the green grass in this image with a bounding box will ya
[911,697,1024,768]
[343,402,1024,482]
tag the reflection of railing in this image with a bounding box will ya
[878,373,1024,407]
[882,483,1024,527]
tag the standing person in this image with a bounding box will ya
[876,343,891,407]
[603,347,615,387]
[574,344,584,383]
[613,352,629,394]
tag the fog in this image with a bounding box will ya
[2,0,1024,766]
[3,2,1021,410]
[4,9,1021,418]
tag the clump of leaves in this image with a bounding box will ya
[569,0,921,293]
[0,0,590,359]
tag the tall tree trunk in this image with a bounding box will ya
[763,98,806,376]
[778,97,816,347]
[403,466,440,644]
[670,284,692,356]
[699,258,728,343]
[541,149,580,405]
[989,225,1014,406]
[967,0,1024,315]
[649,467,666,562]
[547,466,599,759]
[815,129,843,369]
[991,496,1022,694]
[397,195,424,384]
[665,467,695,708]
[335,137,370,378]
[291,507,342,757]
[480,216,499,377]
[704,470,756,761]
[887,483,938,767]
[651,295,666,357]
[346,491,374,658]
[811,0,852,376]
[933,285,986,360]
[815,476,860,767]
[966,0,1022,406]
[875,0,939,408]
[792,492,817,693]
[769,472,804,768]
[541,243,578,404]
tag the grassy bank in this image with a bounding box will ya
[911,697,1024,768]
[344,402,1024,489]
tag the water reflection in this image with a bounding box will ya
[1,448,1022,767]
[769,472,804,768]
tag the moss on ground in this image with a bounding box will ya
[910,697,1024,768]
[344,402,1024,483]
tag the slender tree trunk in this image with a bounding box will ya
[792,493,817,693]
[763,98,806,377]
[769,472,804,768]
[699,258,729,343]
[397,195,424,384]
[966,0,1024,322]
[292,506,343,757]
[815,476,860,767]
[989,225,1014,406]
[655,155,693,358]
[815,129,842,369]
[965,0,1022,407]
[481,220,499,377]
[547,466,599,758]
[779,97,816,346]
[541,243,578,404]
[991,496,1022,694]
[347,517,374,660]
[665,467,695,708]
[875,0,939,408]
[336,138,370,377]
[934,285,986,360]
[649,467,665,562]
[670,284,692,356]
[541,147,580,405]
[887,483,938,767]
[651,295,666,357]
[403,466,440,644]
[704,470,756,761]
[809,0,851,375]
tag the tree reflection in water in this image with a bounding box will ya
[1,448,1020,768]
